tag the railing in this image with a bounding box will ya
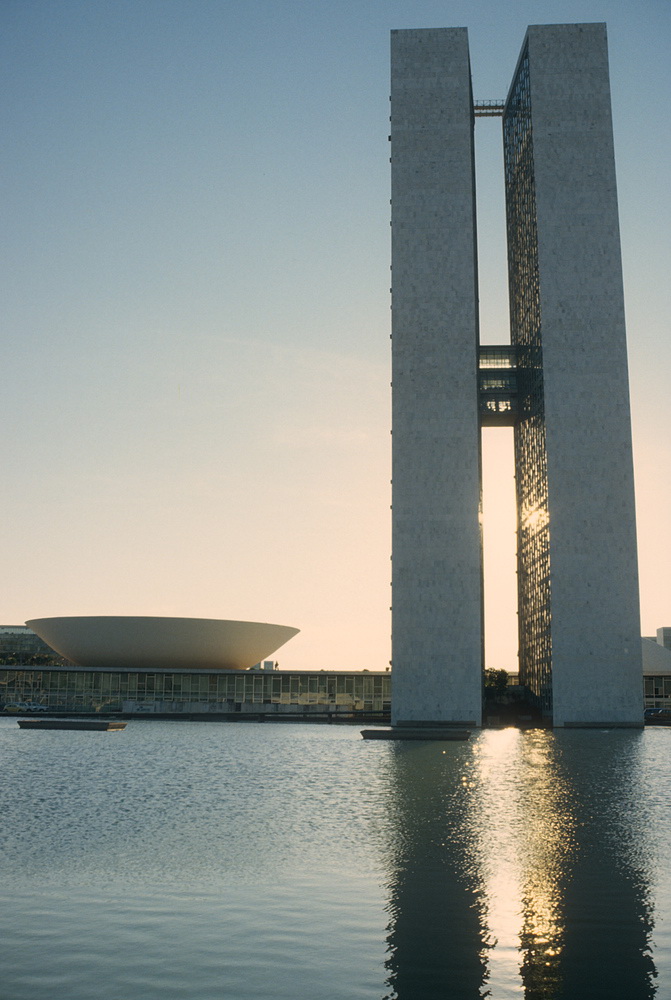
[474,100,505,117]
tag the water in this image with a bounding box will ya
[1,719,669,1000]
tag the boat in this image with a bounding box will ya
[361,727,470,741]
[16,718,127,732]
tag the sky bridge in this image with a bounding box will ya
[473,99,505,116]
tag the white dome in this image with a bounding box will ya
[26,616,299,670]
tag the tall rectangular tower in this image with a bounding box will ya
[506,24,641,725]
[390,23,642,727]
[390,28,483,727]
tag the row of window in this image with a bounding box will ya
[0,669,391,712]
[644,677,671,698]
[3,667,662,714]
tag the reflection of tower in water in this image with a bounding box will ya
[382,742,488,999]
[381,732,657,1000]
[471,730,574,997]
[553,732,656,999]
[472,731,657,999]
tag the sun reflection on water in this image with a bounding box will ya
[375,727,661,999]
[464,729,655,999]
[515,733,574,997]
[471,727,575,996]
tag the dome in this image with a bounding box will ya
[25,616,299,671]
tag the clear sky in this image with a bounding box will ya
[2,0,669,671]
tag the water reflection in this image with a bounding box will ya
[549,731,656,999]
[382,741,488,999]
[473,729,576,998]
[382,730,658,1000]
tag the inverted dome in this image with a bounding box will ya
[26,616,299,671]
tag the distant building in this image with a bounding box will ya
[0,660,391,717]
[0,625,70,665]
[642,631,671,709]
[0,621,388,715]
[656,628,671,651]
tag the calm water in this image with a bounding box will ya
[1,719,670,1000]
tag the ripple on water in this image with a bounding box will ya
[1,719,670,1000]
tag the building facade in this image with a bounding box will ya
[390,27,483,728]
[0,663,391,717]
[656,628,671,651]
[390,24,642,727]
[642,633,671,710]
[0,625,69,665]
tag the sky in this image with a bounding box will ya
[2,0,669,671]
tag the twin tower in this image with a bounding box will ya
[390,23,643,728]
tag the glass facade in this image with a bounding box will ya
[643,676,671,710]
[504,45,553,714]
[0,626,69,665]
[0,667,391,716]
[478,347,519,424]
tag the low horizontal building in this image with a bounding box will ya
[0,661,391,717]
[2,624,670,719]
[0,621,390,717]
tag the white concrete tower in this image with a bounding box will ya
[390,28,483,727]
[506,24,642,725]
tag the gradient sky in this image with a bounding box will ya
[2,0,669,671]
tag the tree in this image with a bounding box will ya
[484,669,509,698]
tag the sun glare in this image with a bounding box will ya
[481,428,518,671]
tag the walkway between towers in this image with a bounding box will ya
[479,346,519,425]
